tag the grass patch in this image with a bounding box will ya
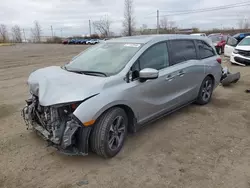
[0,43,15,46]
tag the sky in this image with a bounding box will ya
[0,0,250,38]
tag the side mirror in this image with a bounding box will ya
[139,68,159,82]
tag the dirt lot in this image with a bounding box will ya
[1,44,250,188]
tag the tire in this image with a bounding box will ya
[90,107,128,158]
[196,76,214,105]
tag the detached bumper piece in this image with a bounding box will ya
[220,67,240,87]
[21,98,91,156]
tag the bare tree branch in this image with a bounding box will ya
[160,17,168,30]
[243,19,250,29]
[11,25,22,43]
[0,24,9,43]
[238,19,244,29]
[168,21,176,30]
[93,16,112,38]
[123,0,135,36]
[31,21,42,43]
[140,24,148,34]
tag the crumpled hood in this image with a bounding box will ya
[236,46,250,51]
[28,66,106,106]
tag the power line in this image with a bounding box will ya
[160,1,250,13]
[161,3,250,17]
[143,1,250,18]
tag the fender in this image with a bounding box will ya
[73,92,136,124]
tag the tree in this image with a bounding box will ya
[192,27,200,33]
[31,20,42,43]
[243,19,250,29]
[238,18,244,29]
[168,21,176,30]
[93,16,112,38]
[11,25,22,42]
[139,24,148,34]
[0,24,8,43]
[123,0,135,36]
[160,17,168,30]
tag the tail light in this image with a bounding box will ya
[216,57,222,64]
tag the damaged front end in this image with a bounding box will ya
[21,95,90,156]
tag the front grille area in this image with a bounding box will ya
[238,50,250,57]
[234,56,250,65]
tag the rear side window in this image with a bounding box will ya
[169,40,197,65]
[196,40,215,59]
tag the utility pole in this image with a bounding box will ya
[89,20,92,36]
[51,25,53,38]
[60,29,62,38]
[22,29,26,42]
[157,10,159,34]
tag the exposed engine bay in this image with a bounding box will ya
[21,95,89,155]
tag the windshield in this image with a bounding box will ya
[238,38,250,46]
[209,35,222,42]
[65,42,142,76]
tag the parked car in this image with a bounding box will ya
[190,33,207,37]
[86,39,99,45]
[233,33,250,43]
[224,33,250,57]
[68,39,76,44]
[22,35,222,158]
[62,39,69,45]
[208,33,228,54]
[230,36,250,66]
[79,39,89,44]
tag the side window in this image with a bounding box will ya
[197,40,215,59]
[226,37,238,47]
[139,42,169,70]
[170,40,197,65]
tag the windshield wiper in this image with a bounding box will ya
[77,70,107,77]
[62,66,107,77]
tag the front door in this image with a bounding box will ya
[124,42,181,124]
[224,36,238,57]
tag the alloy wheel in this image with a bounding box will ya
[201,79,213,102]
[108,116,126,151]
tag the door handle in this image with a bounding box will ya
[177,71,185,77]
[165,75,175,81]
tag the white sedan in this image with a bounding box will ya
[229,36,250,66]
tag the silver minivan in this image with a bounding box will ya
[22,35,222,158]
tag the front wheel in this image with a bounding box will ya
[196,76,214,105]
[90,107,128,158]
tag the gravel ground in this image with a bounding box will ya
[0,44,250,188]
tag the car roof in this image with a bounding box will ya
[190,33,205,35]
[106,34,207,44]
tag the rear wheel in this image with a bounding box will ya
[90,107,128,158]
[196,76,214,105]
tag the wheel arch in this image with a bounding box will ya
[206,74,215,86]
[94,104,137,133]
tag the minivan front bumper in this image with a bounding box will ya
[21,97,91,156]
